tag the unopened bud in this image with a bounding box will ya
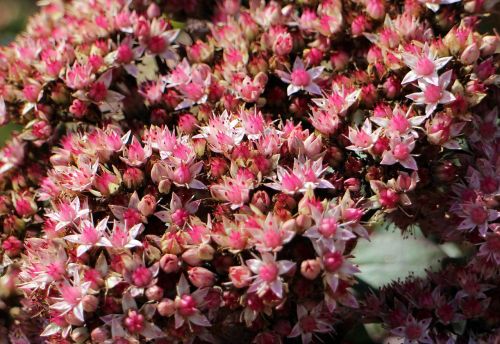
[71,327,89,343]
[82,295,99,313]
[146,285,164,301]
[138,194,156,217]
[460,44,480,65]
[160,254,180,273]
[157,298,176,317]
[301,259,321,280]
[188,267,215,288]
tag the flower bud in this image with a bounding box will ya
[160,254,180,273]
[330,50,349,71]
[251,190,271,212]
[82,295,99,313]
[158,298,176,317]
[295,214,312,230]
[182,247,202,266]
[229,266,251,288]
[188,267,215,288]
[138,194,156,217]
[158,179,172,194]
[91,327,110,342]
[273,32,293,56]
[65,312,84,326]
[301,259,321,280]
[198,243,215,261]
[2,236,22,257]
[366,0,385,20]
[123,167,144,189]
[178,113,198,134]
[71,327,89,343]
[147,3,161,18]
[210,157,228,178]
[480,35,500,56]
[460,43,480,65]
[146,285,164,301]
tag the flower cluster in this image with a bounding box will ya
[0,0,498,343]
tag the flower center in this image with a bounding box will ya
[470,206,488,225]
[405,324,422,340]
[393,143,410,160]
[319,218,338,238]
[291,69,311,87]
[323,252,344,272]
[259,263,279,283]
[423,84,442,103]
[415,57,435,76]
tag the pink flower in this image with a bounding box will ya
[406,70,455,117]
[99,221,143,249]
[267,157,334,194]
[64,216,109,257]
[315,242,359,292]
[305,205,356,253]
[194,110,245,153]
[250,212,295,252]
[380,135,418,170]
[120,136,152,167]
[173,274,211,329]
[276,57,323,96]
[246,252,295,298]
[401,44,452,85]
[50,270,91,322]
[211,170,253,209]
[154,192,200,227]
[101,293,165,340]
[45,197,90,232]
[346,119,381,152]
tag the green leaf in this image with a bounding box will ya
[0,123,23,147]
[352,225,446,288]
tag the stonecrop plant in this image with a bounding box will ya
[0,0,498,343]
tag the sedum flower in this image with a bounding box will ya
[406,70,456,117]
[276,57,324,96]
[246,252,295,299]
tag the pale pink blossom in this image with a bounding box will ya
[401,44,452,85]
[64,217,109,256]
[380,135,418,170]
[246,252,295,298]
[276,57,323,96]
[267,157,334,194]
[406,70,455,117]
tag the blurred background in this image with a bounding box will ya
[0,0,36,44]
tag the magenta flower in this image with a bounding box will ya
[276,57,324,96]
[406,70,455,117]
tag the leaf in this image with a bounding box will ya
[352,225,446,288]
[0,123,23,147]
